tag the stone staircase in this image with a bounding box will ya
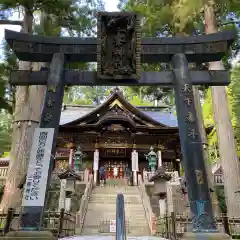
[80,185,150,236]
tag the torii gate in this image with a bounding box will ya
[5,11,236,239]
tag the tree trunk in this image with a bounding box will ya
[193,86,220,215]
[0,9,46,211]
[204,0,240,217]
[192,87,213,184]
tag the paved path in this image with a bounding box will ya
[60,236,167,240]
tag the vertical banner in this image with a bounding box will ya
[58,179,66,211]
[131,150,139,171]
[22,128,54,207]
[158,150,162,167]
[68,149,74,168]
[93,149,99,171]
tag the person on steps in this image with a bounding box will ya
[113,166,118,187]
[99,165,106,187]
[125,165,132,186]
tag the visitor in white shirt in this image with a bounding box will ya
[113,166,118,187]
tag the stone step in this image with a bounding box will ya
[92,187,139,194]
[87,202,145,208]
[81,226,150,237]
[90,193,142,198]
[84,213,148,223]
[81,185,150,236]
[89,200,143,205]
[84,216,148,224]
[90,195,142,201]
[86,209,147,218]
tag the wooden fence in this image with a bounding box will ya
[0,208,75,237]
[156,213,240,239]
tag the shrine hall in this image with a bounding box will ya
[55,88,185,185]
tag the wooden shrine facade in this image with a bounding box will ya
[55,89,183,178]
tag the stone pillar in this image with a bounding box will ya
[172,53,216,231]
[68,148,74,168]
[84,168,89,183]
[159,198,166,217]
[65,197,71,212]
[131,149,139,186]
[93,149,99,184]
[167,184,174,214]
[58,179,67,211]
[157,150,162,167]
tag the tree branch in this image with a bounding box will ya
[220,20,240,26]
[0,20,23,26]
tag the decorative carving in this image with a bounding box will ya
[107,124,125,132]
[101,105,133,122]
[97,12,141,80]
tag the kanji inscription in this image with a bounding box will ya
[46,97,55,107]
[43,113,52,122]
[186,112,195,123]
[97,12,141,80]
[181,84,191,93]
[195,170,204,184]
[184,97,192,106]
[188,128,197,139]
[47,84,57,93]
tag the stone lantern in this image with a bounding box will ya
[73,145,86,172]
[145,146,157,172]
[149,166,172,217]
[58,168,82,212]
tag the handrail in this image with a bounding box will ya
[116,193,126,240]
[75,174,94,233]
[138,174,156,235]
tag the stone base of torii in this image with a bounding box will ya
[0,231,56,240]
[183,232,231,240]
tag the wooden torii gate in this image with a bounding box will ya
[5,12,236,238]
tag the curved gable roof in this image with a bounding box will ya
[61,90,176,128]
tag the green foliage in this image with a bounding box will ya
[0,113,12,153]
[229,66,240,156]
[63,86,112,105]
[0,186,4,202]
[119,0,202,104]
[129,95,152,106]
[202,65,240,160]
[215,186,227,214]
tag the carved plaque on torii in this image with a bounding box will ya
[97,12,141,80]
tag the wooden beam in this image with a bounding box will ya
[9,69,230,86]
[5,29,236,63]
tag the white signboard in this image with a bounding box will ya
[158,150,162,167]
[131,150,139,171]
[109,220,116,233]
[22,128,55,207]
[93,149,99,170]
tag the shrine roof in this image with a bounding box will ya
[59,89,179,129]
[60,105,178,127]
[0,157,10,165]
